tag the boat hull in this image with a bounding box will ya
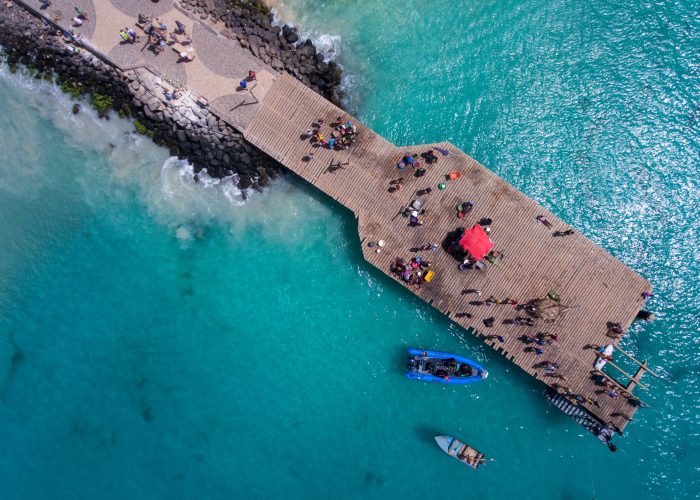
[405,348,488,384]
[434,435,483,469]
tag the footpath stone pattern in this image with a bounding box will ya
[107,40,189,86]
[191,21,265,80]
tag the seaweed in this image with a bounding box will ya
[133,119,154,138]
[88,92,114,116]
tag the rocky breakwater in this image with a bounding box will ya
[179,0,343,106]
[125,69,279,189]
[0,1,281,190]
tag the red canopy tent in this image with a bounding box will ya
[458,224,494,260]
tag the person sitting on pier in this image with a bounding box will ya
[421,150,438,164]
[74,6,88,21]
[391,257,407,274]
[607,322,624,335]
[126,27,138,43]
[178,51,195,62]
[409,214,424,226]
[153,37,166,54]
[164,89,182,101]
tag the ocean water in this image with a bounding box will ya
[1,0,699,498]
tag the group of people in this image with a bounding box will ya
[426,358,475,380]
[71,6,88,27]
[552,383,600,409]
[139,15,192,56]
[390,256,431,288]
[163,88,182,101]
[118,27,139,44]
[380,138,649,435]
[590,370,647,408]
[305,116,358,150]
[396,152,431,177]
[518,331,559,355]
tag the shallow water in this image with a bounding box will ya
[1,0,699,497]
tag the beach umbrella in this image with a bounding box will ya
[458,224,494,260]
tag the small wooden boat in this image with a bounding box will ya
[405,348,488,384]
[594,344,614,370]
[434,435,485,470]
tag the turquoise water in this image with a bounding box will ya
[1,0,699,497]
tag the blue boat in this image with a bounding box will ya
[405,348,488,384]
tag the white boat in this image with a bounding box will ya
[434,435,485,470]
[594,344,614,370]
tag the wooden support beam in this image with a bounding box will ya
[613,346,661,378]
[626,362,648,392]
[602,358,650,391]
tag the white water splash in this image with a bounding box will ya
[0,64,333,245]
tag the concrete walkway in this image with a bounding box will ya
[29,0,276,129]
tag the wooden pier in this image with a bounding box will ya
[11,0,654,435]
[242,74,653,431]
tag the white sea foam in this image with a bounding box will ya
[0,64,334,246]
[302,31,341,63]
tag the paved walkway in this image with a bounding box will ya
[18,0,654,435]
[30,0,276,129]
